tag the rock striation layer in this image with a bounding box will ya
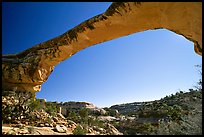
[2,2,202,92]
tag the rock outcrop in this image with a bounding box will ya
[60,101,106,116]
[2,2,202,92]
[61,101,96,110]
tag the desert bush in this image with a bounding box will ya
[152,113,202,135]
[68,111,80,123]
[194,64,202,91]
[72,125,86,135]
[79,108,89,119]
[29,99,44,112]
[44,102,58,116]
[2,90,36,123]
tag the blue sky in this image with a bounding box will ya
[2,2,202,108]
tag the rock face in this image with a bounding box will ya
[2,2,202,93]
[60,101,106,116]
[61,101,96,110]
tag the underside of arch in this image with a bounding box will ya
[2,2,202,93]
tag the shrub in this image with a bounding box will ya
[2,90,36,123]
[45,102,58,116]
[68,111,80,123]
[72,125,86,135]
[29,99,43,111]
[79,108,89,118]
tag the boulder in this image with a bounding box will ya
[53,117,59,122]
[18,129,29,134]
[106,123,123,135]
[54,125,67,133]
[7,129,17,135]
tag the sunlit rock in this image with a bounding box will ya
[2,2,202,93]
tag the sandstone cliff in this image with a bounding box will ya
[2,2,202,92]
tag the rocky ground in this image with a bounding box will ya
[2,115,122,135]
[2,125,72,135]
[2,109,77,135]
[2,109,122,135]
[2,92,123,135]
[2,122,122,135]
[2,88,201,135]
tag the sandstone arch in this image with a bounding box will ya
[2,2,202,93]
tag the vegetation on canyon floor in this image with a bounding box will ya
[2,65,202,135]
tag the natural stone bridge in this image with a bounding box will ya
[2,2,202,93]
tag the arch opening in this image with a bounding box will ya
[36,28,202,107]
[2,2,202,95]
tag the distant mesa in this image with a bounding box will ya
[2,2,202,93]
[59,101,107,116]
[61,101,96,109]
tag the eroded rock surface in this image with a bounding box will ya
[60,101,107,116]
[2,2,202,92]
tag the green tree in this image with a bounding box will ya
[45,102,58,116]
[68,111,79,123]
[78,108,89,126]
[194,65,202,91]
[29,99,44,112]
[79,108,89,118]
[104,108,118,117]
[72,125,86,135]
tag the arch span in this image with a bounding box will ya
[2,2,202,92]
